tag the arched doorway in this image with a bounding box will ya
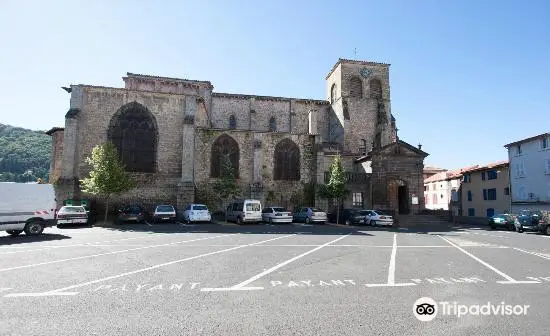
[387,179,409,214]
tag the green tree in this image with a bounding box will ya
[80,142,135,224]
[212,155,240,221]
[318,153,350,224]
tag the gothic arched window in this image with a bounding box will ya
[369,79,383,99]
[274,138,300,180]
[349,76,363,98]
[330,83,337,103]
[229,115,237,129]
[210,134,239,178]
[108,102,157,173]
[269,117,277,132]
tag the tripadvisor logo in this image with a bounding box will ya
[413,297,530,321]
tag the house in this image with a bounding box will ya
[504,132,550,213]
[423,166,476,211]
[460,161,510,218]
[423,166,447,180]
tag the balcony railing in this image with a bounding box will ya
[324,171,370,184]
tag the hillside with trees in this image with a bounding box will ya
[0,123,51,182]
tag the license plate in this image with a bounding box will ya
[162,217,169,220]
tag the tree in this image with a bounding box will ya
[80,142,135,224]
[317,153,350,224]
[212,154,240,221]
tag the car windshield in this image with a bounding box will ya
[311,208,323,212]
[358,210,370,215]
[125,206,141,214]
[157,205,174,212]
[493,215,506,219]
[192,205,208,211]
[375,210,392,216]
[61,206,85,213]
[273,207,286,212]
[246,203,261,211]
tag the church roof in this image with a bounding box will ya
[354,139,429,163]
[326,58,391,79]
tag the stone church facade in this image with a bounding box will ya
[47,58,428,214]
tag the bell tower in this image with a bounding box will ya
[325,59,393,154]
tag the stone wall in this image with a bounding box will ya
[193,128,316,211]
[73,86,191,210]
[48,129,64,184]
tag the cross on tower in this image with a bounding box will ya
[353,48,358,57]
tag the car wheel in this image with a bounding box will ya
[6,230,23,236]
[490,225,496,230]
[305,217,311,224]
[508,224,514,231]
[545,226,550,236]
[268,217,273,224]
[24,221,44,236]
[237,216,243,225]
[371,220,377,226]
[345,219,351,226]
[516,226,523,233]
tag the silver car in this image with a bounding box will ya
[262,207,293,224]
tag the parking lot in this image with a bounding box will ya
[1,221,549,336]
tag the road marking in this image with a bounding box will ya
[364,233,418,288]
[0,234,232,272]
[201,234,351,292]
[513,248,550,260]
[4,234,296,297]
[438,235,541,284]
[0,234,178,255]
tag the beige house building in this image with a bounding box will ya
[460,161,510,218]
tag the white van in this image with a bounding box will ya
[226,199,262,224]
[0,182,57,236]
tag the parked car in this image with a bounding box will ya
[182,204,212,223]
[0,182,57,236]
[488,214,515,231]
[152,205,177,223]
[56,206,89,227]
[514,210,545,233]
[262,207,293,224]
[328,208,369,225]
[226,199,262,224]
[364,210,394,227]
[116,205,147,224]
[539,217,550,236]
[293,207,327,224]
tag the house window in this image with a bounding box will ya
[463,174,471,183]
[440,194,444,199]
[451,188,458,201]
[330,84,337,103]
[481,172,486,180]
[352,192,364,207]
[545,159,550,174]
[504,187,510,195]
[487,170,498,180]
[228,115,237,129]
[515,162,525,177]
[516,186,527,200]
[424,185,428,191]
[517,144,522,155]
[468,208,475,216]
[486,208,495,218]
[542,137,548,149]
[487,188,497,200]
[467,190,472,201]
[483,189,487,200]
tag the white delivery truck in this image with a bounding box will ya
[0,182,57,236]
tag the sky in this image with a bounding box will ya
[0,0,549,170]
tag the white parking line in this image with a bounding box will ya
[512,248,550,260]
[0,234,164,255]
[202,234,352,292]
[438,235,541,284]
[4,234,296,297]
[365,233,416,287]
[0,234,232,273]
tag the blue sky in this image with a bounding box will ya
[0,0,548,169]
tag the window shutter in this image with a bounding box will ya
[481,172,486,180]
[483,189,487,200]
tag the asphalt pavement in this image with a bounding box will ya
[0,220,549,336]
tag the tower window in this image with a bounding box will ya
[268,117,277,132]
[349,76,363,98]
[330,83,337,103]
[228,115,237,129]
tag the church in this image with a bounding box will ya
[47,58,428,214]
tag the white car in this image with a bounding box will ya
[56,206,89,226]
[152,205,177,223]
[262,207,293,224]
[183,204,212,223]
[364,210,394,226]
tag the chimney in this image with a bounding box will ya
[418,143,422,150]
